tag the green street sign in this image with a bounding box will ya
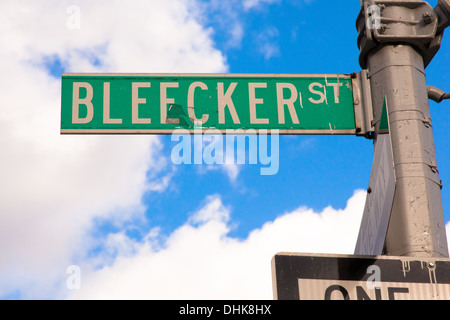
[61,73,358,134]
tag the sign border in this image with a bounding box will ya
[61,73,357,135]
[271,252,450,300]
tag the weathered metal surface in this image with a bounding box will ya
[358,0,449,257]
[61,73,357,134]
[356,0,445,68]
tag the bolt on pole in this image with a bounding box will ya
[357,0,449,258]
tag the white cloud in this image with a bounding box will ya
[243,0,280,11]
[256,27,280,60]
[221,163,240,182]
[189,195,230,224]
[0,0,227,299]
[202,0,246,49]
[200,0,281,52]
[67,190,366,300]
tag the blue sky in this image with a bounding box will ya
[146,0,450,237]
[144,0,373,238]
[0,0,449,300]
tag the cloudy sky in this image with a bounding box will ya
[1,0,449,300]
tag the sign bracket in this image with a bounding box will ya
[352,70,374,139]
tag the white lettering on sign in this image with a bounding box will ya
[297,279,450,300]
[188,82,209,124]
[327,82,343,103]
[276,83,299,124]
[131,82,151,124]
[160,82,180,125]
[72,82,94,123]
[217,82,240,124]
[70,80,346,126]
[308,82,326,104]
[308,82,343,105]
[103,82,122,124]
[248,83,269,124]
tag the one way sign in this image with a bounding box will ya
[271,253,450,300]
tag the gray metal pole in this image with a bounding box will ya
[357,0,450,258]
[368,45,448,257]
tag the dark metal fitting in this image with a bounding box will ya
[428,86,450,103]
[356,0,446,68]
[423,12,434,24]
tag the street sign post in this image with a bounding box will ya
[357,0,449,257]
[61,73,359,134]
[272,252,450,300]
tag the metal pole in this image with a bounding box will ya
[369,45,448,257]
[357,0,450,258]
